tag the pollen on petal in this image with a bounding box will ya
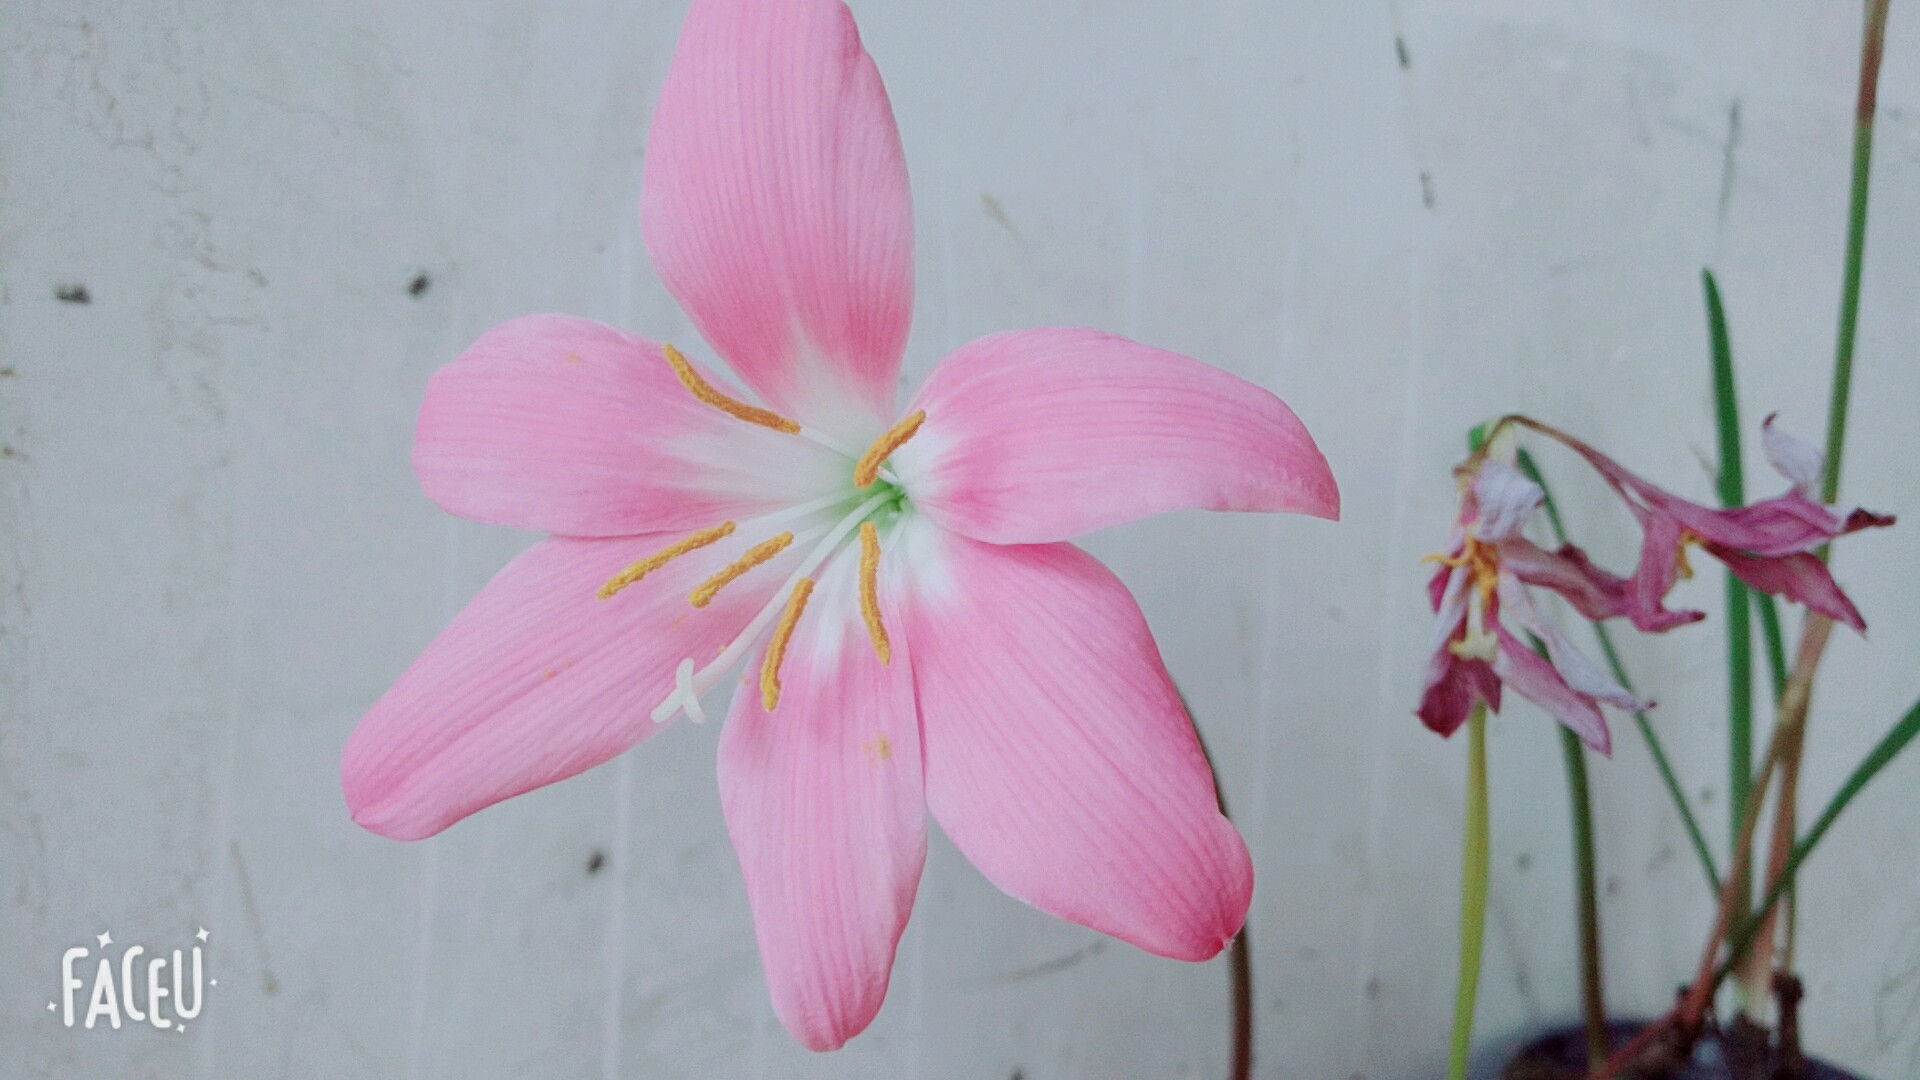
[760,578,815,712]
[690,531,795,608]
[854,410,926,488]
[599,522,737,599]
[859,521,891,665]
[663,343,802,435]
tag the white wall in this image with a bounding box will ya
[4,2,1918,1077]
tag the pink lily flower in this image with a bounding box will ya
[1419,458,1639,753]
[341,0,1338,1053]
[1531,416,1893,634]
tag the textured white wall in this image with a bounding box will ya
[4,2,1918,1078]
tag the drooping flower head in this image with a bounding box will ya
[1417,415,1894,751]
[1548,414,1894,634]
[1419,439,1638,752]
[342,0,1339,1052]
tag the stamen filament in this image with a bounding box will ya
[690,531,795,608]
[760,578,815,711]
[651,487,898,724]
[663,343,801,435]
[599,521,736,599]
[859,521,891,664]
[854,410,926,488]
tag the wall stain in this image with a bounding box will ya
[55,284,91,305]
[979,194,1021,242]
[229,841,281,995]
[408,272,431,298]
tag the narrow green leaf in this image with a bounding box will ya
[1704,269,1758,923]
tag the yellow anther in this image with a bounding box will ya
[689,532,795,608]
[1675,530,1700,580]
[1423,536,1502,605]
[760,578,815,712]
[858,521,891,664]
[854,410,926,488]
[663,343,802,435]
[599,522,737,599]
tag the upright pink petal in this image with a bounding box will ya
[642,0,914,439]
[416,316,848,536]
[894,329,1338,544]
[1469,461,1543,542]
[343,528,803,840]
[717,551,924,1052]
[1761,414,1824,497]
[898,522,1252,960]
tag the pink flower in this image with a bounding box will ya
[340,0,1338,1052]
[1540,416,1893,634]
[1419,458,1638,752]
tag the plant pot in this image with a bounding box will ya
[1500,1021,1871,1080]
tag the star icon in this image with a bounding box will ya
[46,1001,56,1012]
[176,1024,187,1034]
[209,979,218,987]
[195,927,210,942]
[95,931,112,948]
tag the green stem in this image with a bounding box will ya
[1821,0,1889,508]
[1703,269,1757,930]
[1517,450,1721,892]
[1447,705,1492,1080]
[1722,695,1920,977]
[1559,725,1609,1068]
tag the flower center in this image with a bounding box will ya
[1425,535,1503,661]
[602,345,928,720]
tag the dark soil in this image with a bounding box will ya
[1501,1021,1868,1080]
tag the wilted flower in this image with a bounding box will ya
[1417,414,1895,754]
[1530,415,1893,634]
[1419,454,1639,753]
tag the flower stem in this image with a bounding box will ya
[1759,0,1893,993]
[1447,704,1491,1080]
[1821,0,1890,508]
[1517,450,1720,892]
[1229,926,1253,1080]
[1183,694,1253,1080]
[1724,693,1920,971]
[1558,724,1609,1069]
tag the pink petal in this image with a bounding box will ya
[1417,568,1501,736]
[895,329,1339,544]
[717,550,924,1052]
[1708,544,1868,633]
[1498,577,1646,713]
[642,0,914,440]
[1492,628,1612,754]
[343,529,802,840]
[1624,515,1708,633]
[1551,426,1890,556]
[1499,539,1632,623]
[416,315,848,536]
[898,522,1252,959]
